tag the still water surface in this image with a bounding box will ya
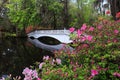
[0,38,54,77]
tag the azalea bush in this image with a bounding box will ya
[67,16,120,79]
[20,17,120,80]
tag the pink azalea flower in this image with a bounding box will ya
[56,58,61,64]
[77,29,82,37]
[32,70,38,78]
[80,24,87,31]
[113,39,118,43]
[69,27,75,33]
[22,67,38,80]
[91,69,98,77]
[22,67,32,75]
[43,56,49,60]
[39,62,45,69]
[113,72,118,76]
[106,10,110,15]
[37,78,42,80]
[81,36,86,42]
[82,44,89,48]
[118,66,120,69]
[86,35,93,41]
[73,67,76,71]
[116,12,120,18]
[113,72,120,77]
[116,20,120,22]
[114,29,119,34]
[88,27,94,31]
[51,59,55,65]
[97,25,102,30]
[24,77,32,80]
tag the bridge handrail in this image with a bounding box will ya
[28,30,70,35]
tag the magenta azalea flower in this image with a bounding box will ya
[89,27,94,31]
[77,29,82,37]
[81,36,86,42]
[114,29,119,34]
[86,35,93,41]
[80,24,87,31]
[113,72,120,77]
[69,27,75,33]
[91,69,98,77]
[106,10,110,14]
[116,12,120,18]
[97,25,102,30]
[37,78,42,80]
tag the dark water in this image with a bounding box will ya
[0,38,54,78]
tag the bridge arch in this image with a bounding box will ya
[38,36,61,45]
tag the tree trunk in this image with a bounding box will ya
[63,0,69,29]
[53,12,57,29]
[116,0,120,12]
[110,0,117,20]
[110,0,120,20]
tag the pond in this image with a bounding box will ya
[0,37,73,78]
[0,37,54,78]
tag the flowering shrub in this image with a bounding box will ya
[106,10,111,15]
[22,55,89,80]
[22,67,38,80]
[116,12,120,19]
[67,18,120,79]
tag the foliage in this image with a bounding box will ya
[5,0,40,30]
[69,0,96,27]
[1,0,120,33]
[4,0,109,31]
[4,32,16,37]
[36,0,63,28]
[5,0,64,31]
[4,0,99,31]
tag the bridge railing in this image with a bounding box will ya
[29,30,70,35]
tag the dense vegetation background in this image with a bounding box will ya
[0,0,120,37]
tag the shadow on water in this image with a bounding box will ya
[0,38,54,78]
[28,37,74,52]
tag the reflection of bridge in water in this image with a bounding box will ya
[28,38,74,52]
[27,30,73,44]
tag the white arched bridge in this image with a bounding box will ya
[27,30,73,44]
